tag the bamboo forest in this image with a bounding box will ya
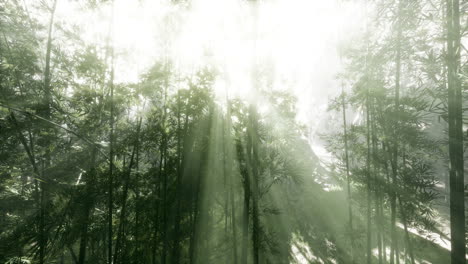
[0,0,467,263]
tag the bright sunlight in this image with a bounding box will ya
[1,0,466,264]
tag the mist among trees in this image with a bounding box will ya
[0,0,466,263]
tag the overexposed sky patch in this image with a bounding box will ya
[50,0,365,130]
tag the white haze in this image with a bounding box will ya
[50,0,366,150]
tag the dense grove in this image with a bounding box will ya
[0,0,466,264]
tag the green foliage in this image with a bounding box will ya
[0,0,465,263]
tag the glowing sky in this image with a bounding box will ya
[51,0,365,135]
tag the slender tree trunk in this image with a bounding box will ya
[446,0,465,263]
[77,199,91,263]
[241,142,251,264]
[397,196,414,264]
[380,202,386,263]
[189,169,201,264]
[107,50,115,264]
[114,118,142,263]
[172,92,187,264]
[107,3,115,263]
[223,117,230,264]
[390,1,403,262]
[189,109,213,264]
[43,0,57,121]
[152,128,166,264]
[78,150,97,264]
[248,1,260,261]
[161,142,168,264]
[249,105,260,264]
[370,101,383,264]
[382,141,393,264]
[230,178,239,264]
[161,75,169,264]
[222,117,229,264]
[366,91,372,264]
[152,147,163,264]
[39,1,57,263]
[389,148,399,264]
[39,170,46,264]
[134,122,141,264]
[226,99,238,264]
[341,90,354,261]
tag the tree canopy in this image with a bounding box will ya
[0,0,466,264]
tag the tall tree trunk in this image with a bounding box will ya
[114,118,142,263]
[223,117,229,264]
[43,0,57,121]
[389,148,400,264]
[397,196,414,264]
[341,90,354,261]
[78,150,97,264]
[380,201,386,263]
[161,74,169,264]
[134,121,141,264]
[230,177,239,264]
[240,141,251,264]
[107,4,115,263]
[152,113,167,264]
[222,117,229,264]
[248,1,260,262]
[172,92,188,264]
[161,138,168,264]
[249,105,260,264]
[365,92,372,264]
[446,0,465,263]
[390,1,403,263]
[226,99,238,264]
[107,48,115,264]
[189,109,213,264]
[370,100,383,264]
[189,167,201,264]
[39,1,57,263]
[152,147,163,264]
[382,141,393,264]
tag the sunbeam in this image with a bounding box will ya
[0,0,465,263]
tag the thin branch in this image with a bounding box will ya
[1,103,114,164]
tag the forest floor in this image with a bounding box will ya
[289,187,451,263]
[286,144,452,264]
